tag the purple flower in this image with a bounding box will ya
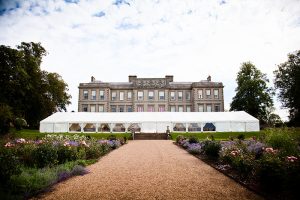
[69,141,79,147]
[187,143,203,154]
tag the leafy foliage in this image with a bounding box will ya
[0,42,71,128]
[230,62,274,124]
[274,50,300,126]
[0,103,13,134]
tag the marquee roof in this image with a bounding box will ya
[40,111,258,124]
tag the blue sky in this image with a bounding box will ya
[1,0,300,120]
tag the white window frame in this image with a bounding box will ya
[98,105,104,112]
[178,105,183,112]
[137,105,144,112]
[186,105,191,112]
[147,105,155,112]
[198,104,204,112]
[206,89,211,98]
[158,105,165,112]
[198,90,203,99]
[186,91,191,100]
[148,91,154,100]
[111,92,117,101]
[178,91,183,101]
[83,90,88,100]
[138,91,143,101]
[207,104,212,112]
[170,91,176,100]
[170,106,176,112]
[127,91,132,100]
[90,105,96,112]
[214,89,219,99]
[159,91,165,100]
[99,90,105,100]
[120,91,124,101]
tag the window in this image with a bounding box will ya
[159,91,165,100]
[178,91,183,101]
[207,104,212,112]
[148,105,154,112]
[98,105,104,112]
[158,105,165,112]
[148,91,154,100]
[91,90,96,100]
[203,123,216,131]
[111,105,116,112]
[214,104,220,112]
[99,90,105,100]
[214,89,219,99]
[170,91,175,100]
[198,90,203,99]
[83,90,88,100]
[90,105,96,112]
[111,92,117,101]
[198,104,204,112]
[119,105,124,112]
[137,105,144,112]
[186,105,191,112]
[206,89,211,98]
[127,91,132,100]
[170,106,176,112]
[138,91,143,101]
[127,106,132,112]
[82,104,88,112]
[120,91,124,101]
[186,91,191,100]
[178,105,183,112]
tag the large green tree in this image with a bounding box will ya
[274,50,300,126]
[0,42,71,128]
[230,62,274,123]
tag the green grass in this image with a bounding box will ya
[170,131,262,141]
[5,129,131,140]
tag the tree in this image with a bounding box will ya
[274,50,300,126]
[0,42,71,129]
[230,62,274,123]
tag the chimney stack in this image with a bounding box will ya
[91,76,95,82]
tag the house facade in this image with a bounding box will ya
[78,75,224,112]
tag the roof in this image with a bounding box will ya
[40,111,258,124]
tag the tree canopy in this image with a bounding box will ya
[230,62,274,124]
[274,50,300,126]
[0,42,71,128]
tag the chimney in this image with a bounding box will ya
[165,75,173,83]
[129,75,137,82]
[207,75,211,82]
[91,76,95,82]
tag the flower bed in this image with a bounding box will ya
[176,129,300,200]
[0,134,125,199]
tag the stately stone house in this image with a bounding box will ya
[78,75,224,112]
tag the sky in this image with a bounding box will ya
[1,0,300,121]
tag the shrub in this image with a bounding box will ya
[188,136,198,144]
[231,153,255,179]
[107,135,117,141]
[265,129,299,156]
[176,135,184,144]
[187,143,203,155]
[256,153,286,191]
[0,103,13,134]
[237,134,245,140]
[32,144,58,168]
[16,143,36,167]
[71,165,89,176]
[57,146,78,164]
[0,148,21,183]
[14,118,27,130]
[85,144,103,159]
[202,140,221,158]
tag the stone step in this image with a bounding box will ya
[134,133,168,140]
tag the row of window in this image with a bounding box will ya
[83,89,220,101]
[82,104,221,112]
[69,122,216,132]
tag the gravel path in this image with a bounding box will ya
[38,140,262,200]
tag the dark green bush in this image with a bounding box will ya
[85,144,102,159]
[202,140,221,158]
[107,135,116,140]
[57,146,78,164]
[0,148,21,183]
[231,154,255,179]
[256,154,286,191]
[0,103,13,134]
[16,143,36,167]
[188,136,198,144]
[237,134,245,140]
[14,118,27,130]
[176,135,184,143]
[32,144,58,168]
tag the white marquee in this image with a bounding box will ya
[39,111,259,133]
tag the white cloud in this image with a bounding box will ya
[1,0,299,121]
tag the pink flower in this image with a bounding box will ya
[80,140,89,147]
[286,156,298,163]
[264,147,278,154]
[63,141,70,147]
[16,138,26,144]
[230,150,239,156]
[4,142,15,147]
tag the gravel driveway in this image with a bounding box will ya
[39,140,262,200]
